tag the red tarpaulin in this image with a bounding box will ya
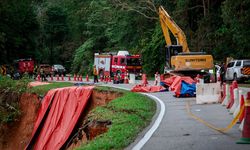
[131,85,166,93]
[26,86,94,150]
[169,76,195,96]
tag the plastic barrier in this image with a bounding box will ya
[233,90,243,118]
[129,73,135,84]
[219,83,226,103]
[222,84,230,106]
[230,88,239,114]
[196,82,220,104]
[237,92,250,144]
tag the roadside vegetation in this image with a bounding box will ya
[78,88,156,150]
[0,75,30,123]
[0,79,156,149]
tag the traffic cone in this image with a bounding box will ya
[86,74,89,82]
[141,74,148,86]
[61,74,64,81]
[108,76,112,82]
[232,80,238,88]
[37,74,41,82]
[219,83,226,103]
[227,85,234,109]
[50,75,53,81]
[124,73,129,84]
[239,95,246,123]
[68,75,71,81]
[74,74,76,81]
[77,75,80,81]
[237,92,250,144]
[56,74,59,81]
[100,74,103,82]
[80,75,83,82]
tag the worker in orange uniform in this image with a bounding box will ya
[93,65,98,83]
[154,72,159,86]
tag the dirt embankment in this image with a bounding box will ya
[0,89,122,150]
[0,93,40,150]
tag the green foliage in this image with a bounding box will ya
[0,0,39,64]
[77,92,156,150]
[0,75,30,123]
[1,0,250,75]
[142,23,165,76]
[72,38,96,74]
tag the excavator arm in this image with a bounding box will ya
[159,6,189,53]
[158,6,213,72]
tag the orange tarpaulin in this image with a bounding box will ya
[26,86,94,150]
[131,85,166,93]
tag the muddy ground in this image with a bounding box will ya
[0,89,122,150]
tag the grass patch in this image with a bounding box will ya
[77,91,156,150]
[29,82,74,95]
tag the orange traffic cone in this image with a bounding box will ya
[77,75,80,81]
[61,74,64,81]
[86,74,89,82]
[68,75,71,81]
[50,75,53,81]
[37,74,41,81]
[108,76,112,82]
[237,92,250,144]
[141,74,148,86]
[124,72,129,84]
[56,74,59,81]
[80,75,83,81]
[74,74,76,81]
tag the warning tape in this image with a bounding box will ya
[186,101,244,133]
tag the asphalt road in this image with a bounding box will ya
[47,77,250,150]
[101,81,250,150]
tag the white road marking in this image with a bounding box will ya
[100,85,165,150]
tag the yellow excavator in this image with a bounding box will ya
[159,6,214,76]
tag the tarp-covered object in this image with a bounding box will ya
[26,86,94,150]
[131,85,166,93]
[168,76,195,97]
[180,81,196,97]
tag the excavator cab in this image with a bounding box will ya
[166,45,182,68]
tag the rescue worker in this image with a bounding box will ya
[154,72,159,85]
[93,65,98,83]
[40,68,47,82]
[219,62,226,86]
[33,65,38,79]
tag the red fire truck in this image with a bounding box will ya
[94,51,142,81]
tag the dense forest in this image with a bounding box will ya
[0,0,249,75]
